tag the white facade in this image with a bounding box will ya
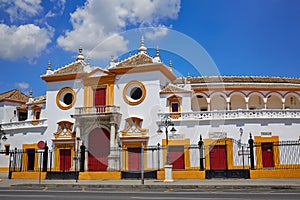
[1,40,300,172]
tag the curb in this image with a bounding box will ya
[10,183,300,190]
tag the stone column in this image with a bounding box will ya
[282,98,285,109]
[263,98,268,109]
[207,98,211,111]
[108,122,120,171]
[245,97,249,110]
[226,97,231,110]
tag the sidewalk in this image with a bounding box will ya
[1,173,300,190]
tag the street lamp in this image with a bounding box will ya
[0,125,7,142]
[157,115,176,182]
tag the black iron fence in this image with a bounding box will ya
[7,137,300,178]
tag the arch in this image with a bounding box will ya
[248,92,264,110]
[284,92,300,109]
[266,93,282,109]
[267,92,282,109]
[230,93,246,110]
[191,93,208,111]
[210,92,227,111]
[283,92,300,100]
[88,127,110,171]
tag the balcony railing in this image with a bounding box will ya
[158,109,300,121]
[1,119,47,131]
[74,105,120,115]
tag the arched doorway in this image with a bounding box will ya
[88,128,110,171]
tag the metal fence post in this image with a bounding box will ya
[198,135,204,171]
[157,143,160,171]
[248,133,255,170]
[80,143,86,172]
[43,143,48,172]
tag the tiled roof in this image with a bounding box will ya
[0,89,28,102]
[53,61,85,75]
[173,76,300,84]
[161,84,190,93]
[115,53,154,68]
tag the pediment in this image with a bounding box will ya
[86,68,113,78]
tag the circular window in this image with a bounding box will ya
[123,80,146,105]
[56,87,76,110]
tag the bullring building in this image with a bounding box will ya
[0,38,299,180]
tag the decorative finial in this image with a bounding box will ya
[156,46,160,57]
[76,46,84,61]
[169,60,173,72]
[187,72,191,83]
[47,60,51,70]
[29,88,33,98]
[138,36,147,53]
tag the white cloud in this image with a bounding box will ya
[45,0,66,18]
[0,23,53,61]
[57,0,181,60]
[1,0,43,22]
[16,82,29,90]
[144,25,170,41]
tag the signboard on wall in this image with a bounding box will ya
[209,132,227,139]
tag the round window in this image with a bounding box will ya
[130,87,143,100]
[56,87,76,110]
[63,93,73,105]
[123,81,146,105]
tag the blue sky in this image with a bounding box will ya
[0,0,300,97]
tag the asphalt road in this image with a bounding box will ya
[0,188,299,200]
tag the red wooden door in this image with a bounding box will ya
[169,146,185,170]
[128,148,141,171]
[60,149,71,171]
[88,128,110,171]
[262,143,274,168]
[94,88,106,112]
[210,145,227,170]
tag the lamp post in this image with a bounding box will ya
[157,115,176,182]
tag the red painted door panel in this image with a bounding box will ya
[128,148,141,171]
[262,143,274,168]
[210,145,227,170]
[94,88,106,112]
[88,128,110,171]
[169,146,185,170]
[60,149,71,171]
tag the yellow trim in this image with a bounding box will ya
[79,172,121,180]
[121,141,148,171]
[22,143,39,171]
[4,144,10,156]
[41,73,86,82]
[0,167,9,172]
[168,95,182,119]
[108,63,177,82]
[254,136,279,169]
[157,171,205,179]
[123,80,146,105]
[53,143,75,171]
[11,172,47,179]
[56,87,76,110]
[203,138,234,170]
[121,117,147,136]
[162,138,190,169]
[250,169,300,178]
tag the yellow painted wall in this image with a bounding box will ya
[11,172,47,179]
[250,169,300,178]
[79,172,121,180]
[157,171,205,179]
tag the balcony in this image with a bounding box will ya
[74,105,120,116]
[1,119,47,131]
[158,109,300,122]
